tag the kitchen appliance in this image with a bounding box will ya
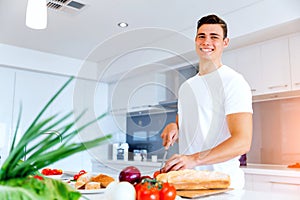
[126,102,178,160]
[112,143,129,161]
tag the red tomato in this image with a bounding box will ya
[41,168,51,175]
[52,169,59,175]
[33,175,44,180]
[139,175,152,183]
[153,170,161,179]
[159,182,176,200]
[136,184,159,200]
[73,174,79,180]
[79,170,86,175]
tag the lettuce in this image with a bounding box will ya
[0,176,81,200]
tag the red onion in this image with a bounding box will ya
[119,166,141,184]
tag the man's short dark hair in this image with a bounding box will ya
[197,14,228,39]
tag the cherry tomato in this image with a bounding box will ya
[52,169,59,175]
[79,170,86,175]
[153,170,161,179]
[73,174,79,180]
[33,175,44,180]
[41,168,51,175]
[159,182,176,200]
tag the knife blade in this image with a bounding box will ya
[160,149,168,170]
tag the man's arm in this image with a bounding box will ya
[162,112,252,171]
[161,115,179,149]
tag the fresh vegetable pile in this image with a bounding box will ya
[106,166,176,200]
[0,77,111,200]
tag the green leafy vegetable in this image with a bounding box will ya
[0,76,112,199]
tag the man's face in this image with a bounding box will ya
[195,24,229,64]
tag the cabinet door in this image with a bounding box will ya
[261,37,291,93]
[236,45,263,95]
[0,67,15,161]
[13,71,89,171]
[289,34,300,90]
[222,50,238,70]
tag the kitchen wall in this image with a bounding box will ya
[248,97,300,165]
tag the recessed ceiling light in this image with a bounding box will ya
[118,22,128,28]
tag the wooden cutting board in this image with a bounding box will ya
[176,188,233,199]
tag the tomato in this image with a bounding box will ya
[136,184,159,200]
[73,174,79,180]
[79,169,86,175]
[153,170,161,179]
[139,175,152,183]
[33,175,44,180]
[41,168,63,175]
[41,168,51,175]
[159,182,176,200]
[52,169,59,175]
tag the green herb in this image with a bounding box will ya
[0,76,112,199]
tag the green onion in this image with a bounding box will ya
[0,76,112,180]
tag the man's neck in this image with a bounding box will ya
[198,60,222,76]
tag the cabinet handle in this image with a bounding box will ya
[269,181,300,186]
[294,82,300,86]
[251,89,256,92]
[268,84,288,89]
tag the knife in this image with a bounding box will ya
[160,149,168,170]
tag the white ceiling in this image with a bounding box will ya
[0,0,264,64]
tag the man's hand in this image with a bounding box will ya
[161,122,178,150]
[161,154,198,173]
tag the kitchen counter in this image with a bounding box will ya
[82,189,300,200]
[241,163,300,177]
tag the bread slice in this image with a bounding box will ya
[85,182,101,190]
[156,169,230,190]
[91,174,115,188]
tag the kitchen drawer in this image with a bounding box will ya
[251,174,300,193]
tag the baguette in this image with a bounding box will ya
[156,169,230,190]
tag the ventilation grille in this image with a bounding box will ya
[47,0,85,11]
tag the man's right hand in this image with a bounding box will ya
[161,122,178,149]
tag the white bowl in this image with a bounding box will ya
[45,174,63,179]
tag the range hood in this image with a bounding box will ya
[110,100,178,117]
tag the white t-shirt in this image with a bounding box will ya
[177,65,253,189]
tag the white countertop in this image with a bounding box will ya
[82,189,300,200]
[241,163,300,177]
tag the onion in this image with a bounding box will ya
[119,166,141,184]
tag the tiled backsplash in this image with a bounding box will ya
[248,97,300,165]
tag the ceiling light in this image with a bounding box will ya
[118,22,128,28]
[26,0,48,30]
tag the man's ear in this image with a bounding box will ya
[223,38,229,47]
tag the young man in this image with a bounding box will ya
[160,14,253,189]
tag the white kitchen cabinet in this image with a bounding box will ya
[260,37,291,94]
[289,33,300,91]
[12,70,99,171]
[0,66,15,162]
[222,49,238,70]
[223,45,263,96]
[242,164,300,194]
[236,45,263,95]
[251,174,300,193]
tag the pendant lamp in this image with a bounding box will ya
[26,0,47,29]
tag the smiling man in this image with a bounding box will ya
[161,14,253,189]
